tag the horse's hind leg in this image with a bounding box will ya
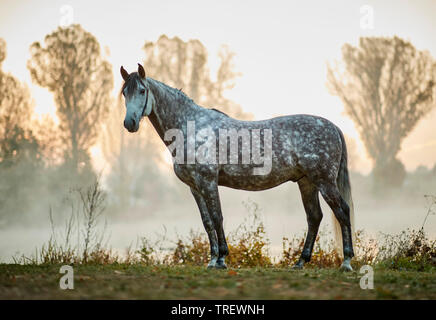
[293,177,323,269]
[318,182,354,271]
[191,188,219,268]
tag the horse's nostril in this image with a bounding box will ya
[124,118,136,131]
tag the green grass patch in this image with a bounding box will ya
[0,264,434,299]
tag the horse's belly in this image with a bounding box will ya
[218,164,301,191]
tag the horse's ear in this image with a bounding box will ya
[138,63,146,79]
[120,66,129,81]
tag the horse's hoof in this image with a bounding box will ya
[214,262,227,269]
[340,259,353,272]
[214,257,227,269]
[291,265,303,270]
[207,258,218,269]
[340,264,353,272]
[291,260,304,270]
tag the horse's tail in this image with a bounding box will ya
[333,127,355,254]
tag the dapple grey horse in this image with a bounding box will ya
[120,63,355,271]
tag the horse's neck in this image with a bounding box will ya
[146,78,199,144]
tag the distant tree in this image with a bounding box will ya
[327,36,436,188]
[0,38,46,224]
[27,24,113,173]
[0,38,40,166]
[32,114,64,166]
[143,35,252,120]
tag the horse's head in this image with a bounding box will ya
[120,63,154,133]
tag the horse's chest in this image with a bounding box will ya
[173,163,193,185]
[173,163,217,187]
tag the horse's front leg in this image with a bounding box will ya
[190,188,219,268]
[195,181,229,269]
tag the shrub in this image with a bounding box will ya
[170,230,210,266]
[279,230,342,268]
[226,201,272,268]
[376,228,436,271]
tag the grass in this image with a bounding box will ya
[0,264,435,299]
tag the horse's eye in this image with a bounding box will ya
[140,89,145,95]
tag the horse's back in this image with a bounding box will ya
[274,114,343,181]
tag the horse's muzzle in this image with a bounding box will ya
[124,117,137,133]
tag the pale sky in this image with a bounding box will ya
[1,0,436,173]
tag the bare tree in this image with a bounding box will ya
[27,24,113,172]
[143,35,252,120]
[327,36,436,187]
